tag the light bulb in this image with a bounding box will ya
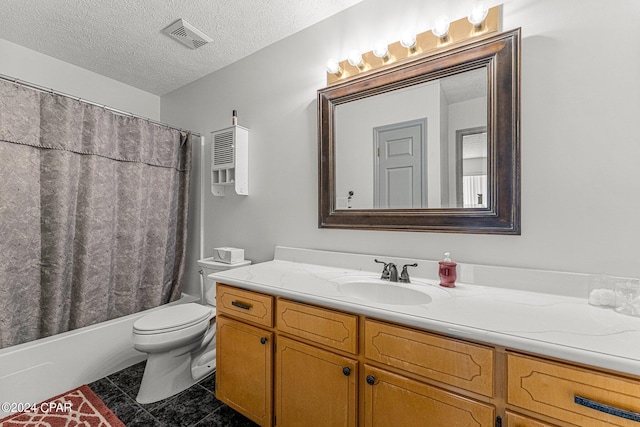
[432,15,450,38]
[468,3,489,26]
[400,32,417,49]
[347,49,363,67]
[326,58,342,75]
[372,40,389,59]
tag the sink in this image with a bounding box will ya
[334,277,444,305]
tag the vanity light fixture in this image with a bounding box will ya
[372,40,390,60]
[326,58,342,76]
[432,15,451,39]
[399,32,417,50]
[468,3,489,27]
[325,5,500,85]
[347,49,364,69]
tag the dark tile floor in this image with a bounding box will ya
[89,361,258,427]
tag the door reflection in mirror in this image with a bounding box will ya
[373,118,427,209]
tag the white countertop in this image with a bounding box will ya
[210,247,640,377]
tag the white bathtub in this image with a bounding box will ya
[0,294,198,417]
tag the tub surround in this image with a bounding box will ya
[210,246,640,377]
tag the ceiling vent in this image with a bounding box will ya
[162,19,212,49]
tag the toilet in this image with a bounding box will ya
[131,257,251,404]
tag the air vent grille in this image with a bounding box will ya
[162,19,212,50]
[213,130,234,167]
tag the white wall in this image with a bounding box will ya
[0,38,160,120]
[162,0,640,297]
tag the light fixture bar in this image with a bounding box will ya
[326,5,500,85]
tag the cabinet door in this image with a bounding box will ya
[363,365,494,427]
[216,315,273,427]
[275,336,357,427]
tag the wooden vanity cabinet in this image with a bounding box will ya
[216,283,498,427]
[216,282,640,427]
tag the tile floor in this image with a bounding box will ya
[89,361,258,427]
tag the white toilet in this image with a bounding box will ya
[131,257,250,404]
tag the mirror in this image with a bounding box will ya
[318,29,520,234]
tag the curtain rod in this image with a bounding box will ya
[0,73,201,137]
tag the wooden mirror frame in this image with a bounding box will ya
[318,29,520,234]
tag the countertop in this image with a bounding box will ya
[210,247,640,377]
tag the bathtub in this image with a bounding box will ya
[0,294,198,417]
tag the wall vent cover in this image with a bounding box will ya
[162,19,212,49]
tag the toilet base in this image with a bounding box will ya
[136,339,216,404]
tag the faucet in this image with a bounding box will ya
[388,263,398,282]
[374,259,399,282]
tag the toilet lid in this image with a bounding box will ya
[133,303,212,334]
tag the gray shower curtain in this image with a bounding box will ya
[0,79,191,348]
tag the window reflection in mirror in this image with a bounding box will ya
[458,129,487,208]
[334,67,487,210]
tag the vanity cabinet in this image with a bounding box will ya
[216,282,498,427]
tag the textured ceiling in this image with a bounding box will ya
[0,0,364,95]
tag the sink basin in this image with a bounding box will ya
[335,278,438,305]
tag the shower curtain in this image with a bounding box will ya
[0,79,191,348]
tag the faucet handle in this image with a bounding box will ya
[399,263,418,283]
[374,259,390,280]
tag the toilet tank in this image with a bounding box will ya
[197,257,251,306]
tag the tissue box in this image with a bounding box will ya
[212,247,244,264]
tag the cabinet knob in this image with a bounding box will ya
[366,375,376,385]
[260,337,268,345]
[342,367,351,376]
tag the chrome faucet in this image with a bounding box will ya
[374,259,399,282]
[375,259,418,283]
[388,263,398,282]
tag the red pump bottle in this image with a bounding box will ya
[438,252,457,288]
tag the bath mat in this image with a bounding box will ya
[0,384,125,427]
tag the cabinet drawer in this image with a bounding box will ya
[276,299,358,354]
[508,353,640,427]
[364,319,494,397]
[216,283,273,328]
[506,411,559,427]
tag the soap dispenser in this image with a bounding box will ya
[439,252,457,288]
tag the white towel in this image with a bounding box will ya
[588,288,616,307]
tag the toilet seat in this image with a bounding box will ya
[133,303,213,335]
